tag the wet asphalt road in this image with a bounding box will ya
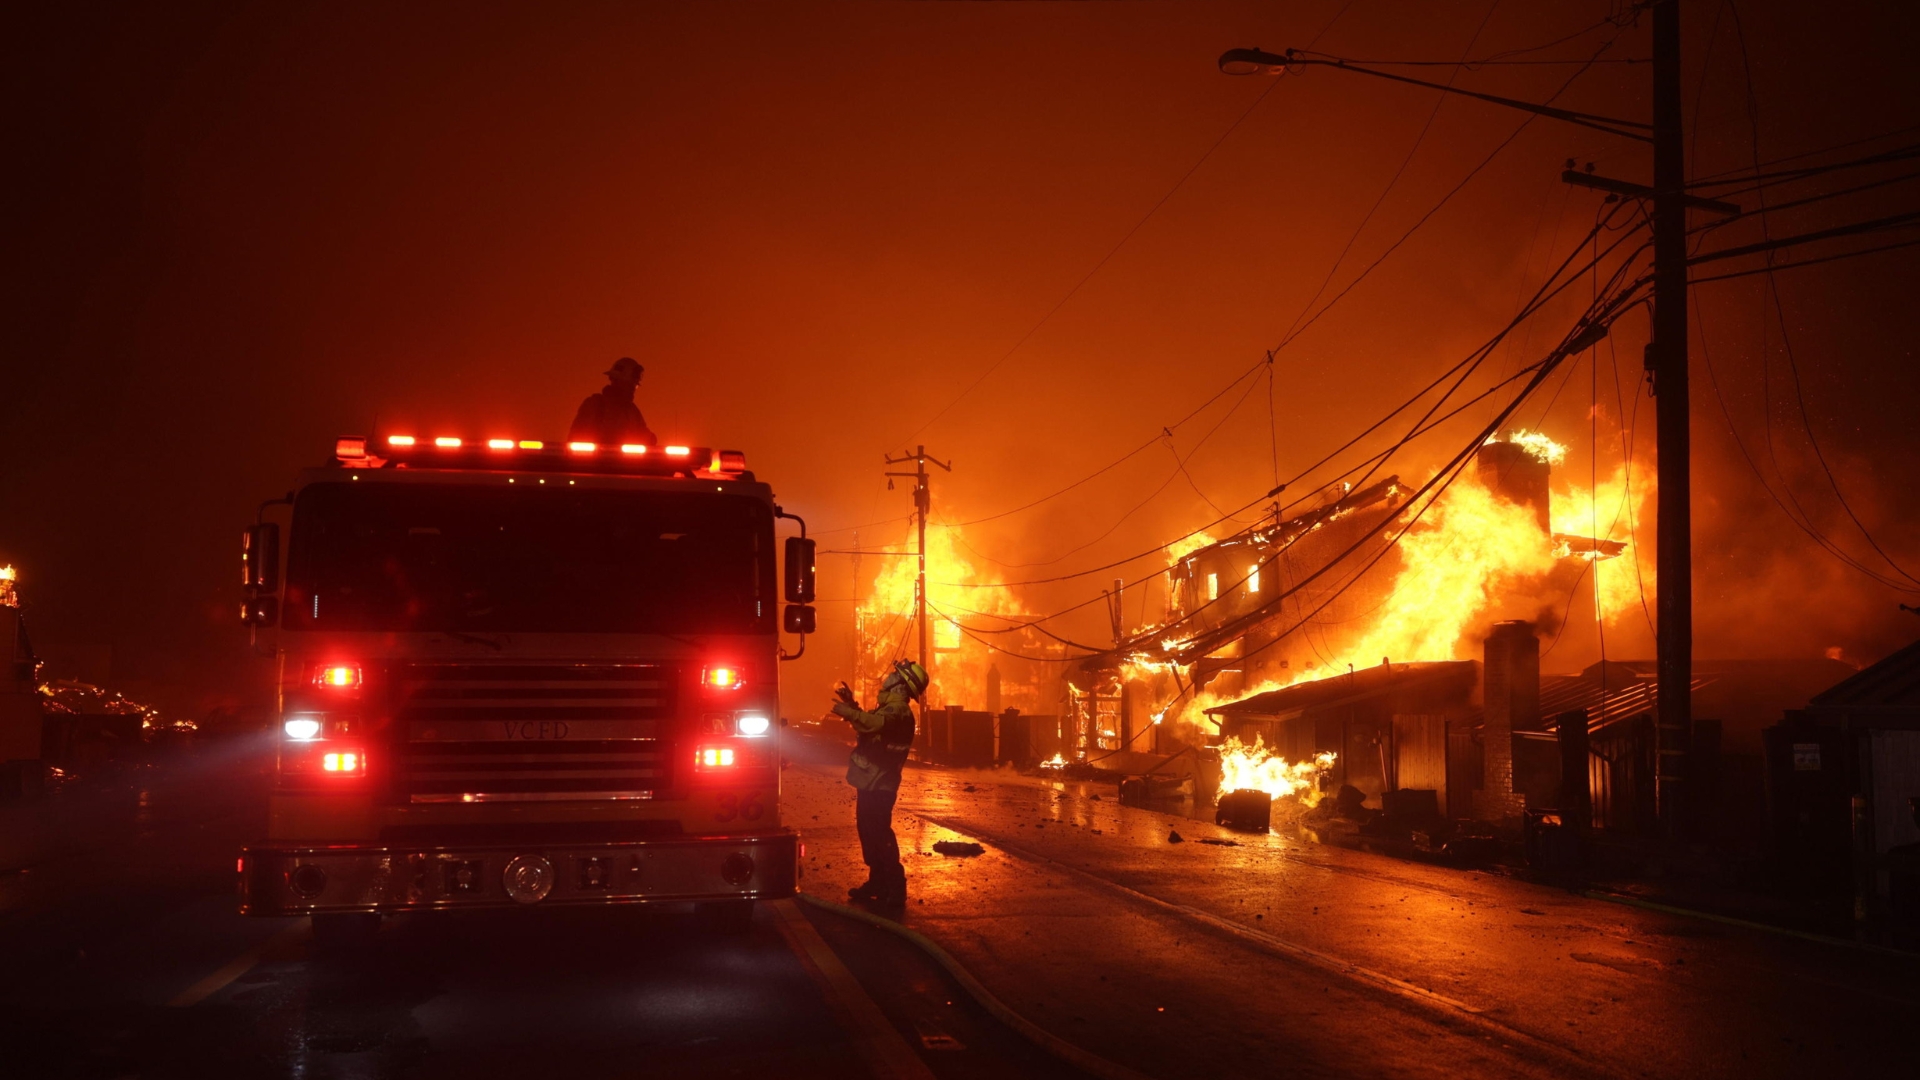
[0,741,1073,1080]
[1,732,1914,1080]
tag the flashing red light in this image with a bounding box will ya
[388,435,416,447]
[620,444,648,454]
[321,751,363,774]
[487,439,514,450]
[665,445,691,457]
[696,746,736,769]
[702,666,744,691]
[569,441,597,453]
[434,437,462,448]
[313,664,362,690]
[335,437,368,459]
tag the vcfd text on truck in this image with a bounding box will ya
[236,433,818,944]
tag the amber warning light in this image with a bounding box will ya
[702,666,744,691]
[334,433,748,478]
[313,664,362,689]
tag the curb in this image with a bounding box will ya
[1580,890,1919,961]
[794,892,1155,1080]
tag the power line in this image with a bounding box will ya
[942,206,1649,592]
[1262,31,1630,359]
[1693,291,1919,593]
[1687,123,1920,185]
[1689,235,1920,284]
[896,66,1290,444]
[949,260,1654,651]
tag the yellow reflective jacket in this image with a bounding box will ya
[831,688,917,791]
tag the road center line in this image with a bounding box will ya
[167,919,310,1008]
[771,898,935,1080]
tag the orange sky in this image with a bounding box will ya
[6,1,1918,716]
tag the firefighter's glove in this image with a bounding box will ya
[833,681,856,706]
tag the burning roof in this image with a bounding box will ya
[1202,660,1476,722]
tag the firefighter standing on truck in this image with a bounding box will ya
[831,659,927,908]
[569,357,658,447]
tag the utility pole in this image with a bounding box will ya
[1650,0,1690,840]
[1225,10,1728,838]
[1560,3,1729,839]
[884,446,952,674]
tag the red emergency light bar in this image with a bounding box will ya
[332,434,749,479]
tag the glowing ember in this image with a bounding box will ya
[1215,736,1335,805]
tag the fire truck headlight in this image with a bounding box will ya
[284,717,322,741]
[735,715,771,737]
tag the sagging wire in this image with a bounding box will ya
[941,207,1651,594]
[934,237,1656,659]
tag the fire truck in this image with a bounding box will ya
[236,432,816,943]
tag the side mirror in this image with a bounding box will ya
[241,595,279,627]
[242,524,280,591]
[783,604,816,635]
[783,537,816,604]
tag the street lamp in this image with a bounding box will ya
[1219,5,1702,840]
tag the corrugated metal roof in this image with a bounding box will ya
[1202,661,1476,720]
[1809,636,1920,712]
[1526,671,1718,736]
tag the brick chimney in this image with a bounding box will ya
[1475,442,1551,533]
[1478,620,1539,822]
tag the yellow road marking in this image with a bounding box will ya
[168,920,310,1008]
[771,898,935,1080]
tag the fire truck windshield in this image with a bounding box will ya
[282,482,772,634]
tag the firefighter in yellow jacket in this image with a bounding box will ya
[830,659,927,907]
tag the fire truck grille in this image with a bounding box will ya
[392,663,675,802]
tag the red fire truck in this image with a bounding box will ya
[236,433,815,942]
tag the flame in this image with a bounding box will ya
[1333,473,1558,663]
[1550,459,1655,625]
[1155,450,1654,741]
[1490,429,1569,465]
[1216,736,1336,805]
[1165,531,1215,565]
[857,525,1028,710]
[1038,752,1068,770]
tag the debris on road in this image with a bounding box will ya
[1167,829,1185,844]
[1215,788,1273,833]
[932,841,986,858]
[1197,838,1240,847]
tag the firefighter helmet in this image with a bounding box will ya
[886,659,929,700]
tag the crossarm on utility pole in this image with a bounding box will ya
[1561,170,1741,216]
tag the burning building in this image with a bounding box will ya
[1056,430,1662,819]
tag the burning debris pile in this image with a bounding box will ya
[38,680,174,731]
[1216,736,1336,807]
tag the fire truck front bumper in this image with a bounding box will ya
[239,831,799,915]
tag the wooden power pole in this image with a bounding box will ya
[1650,0,1690,839]
[885,446,951,674]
